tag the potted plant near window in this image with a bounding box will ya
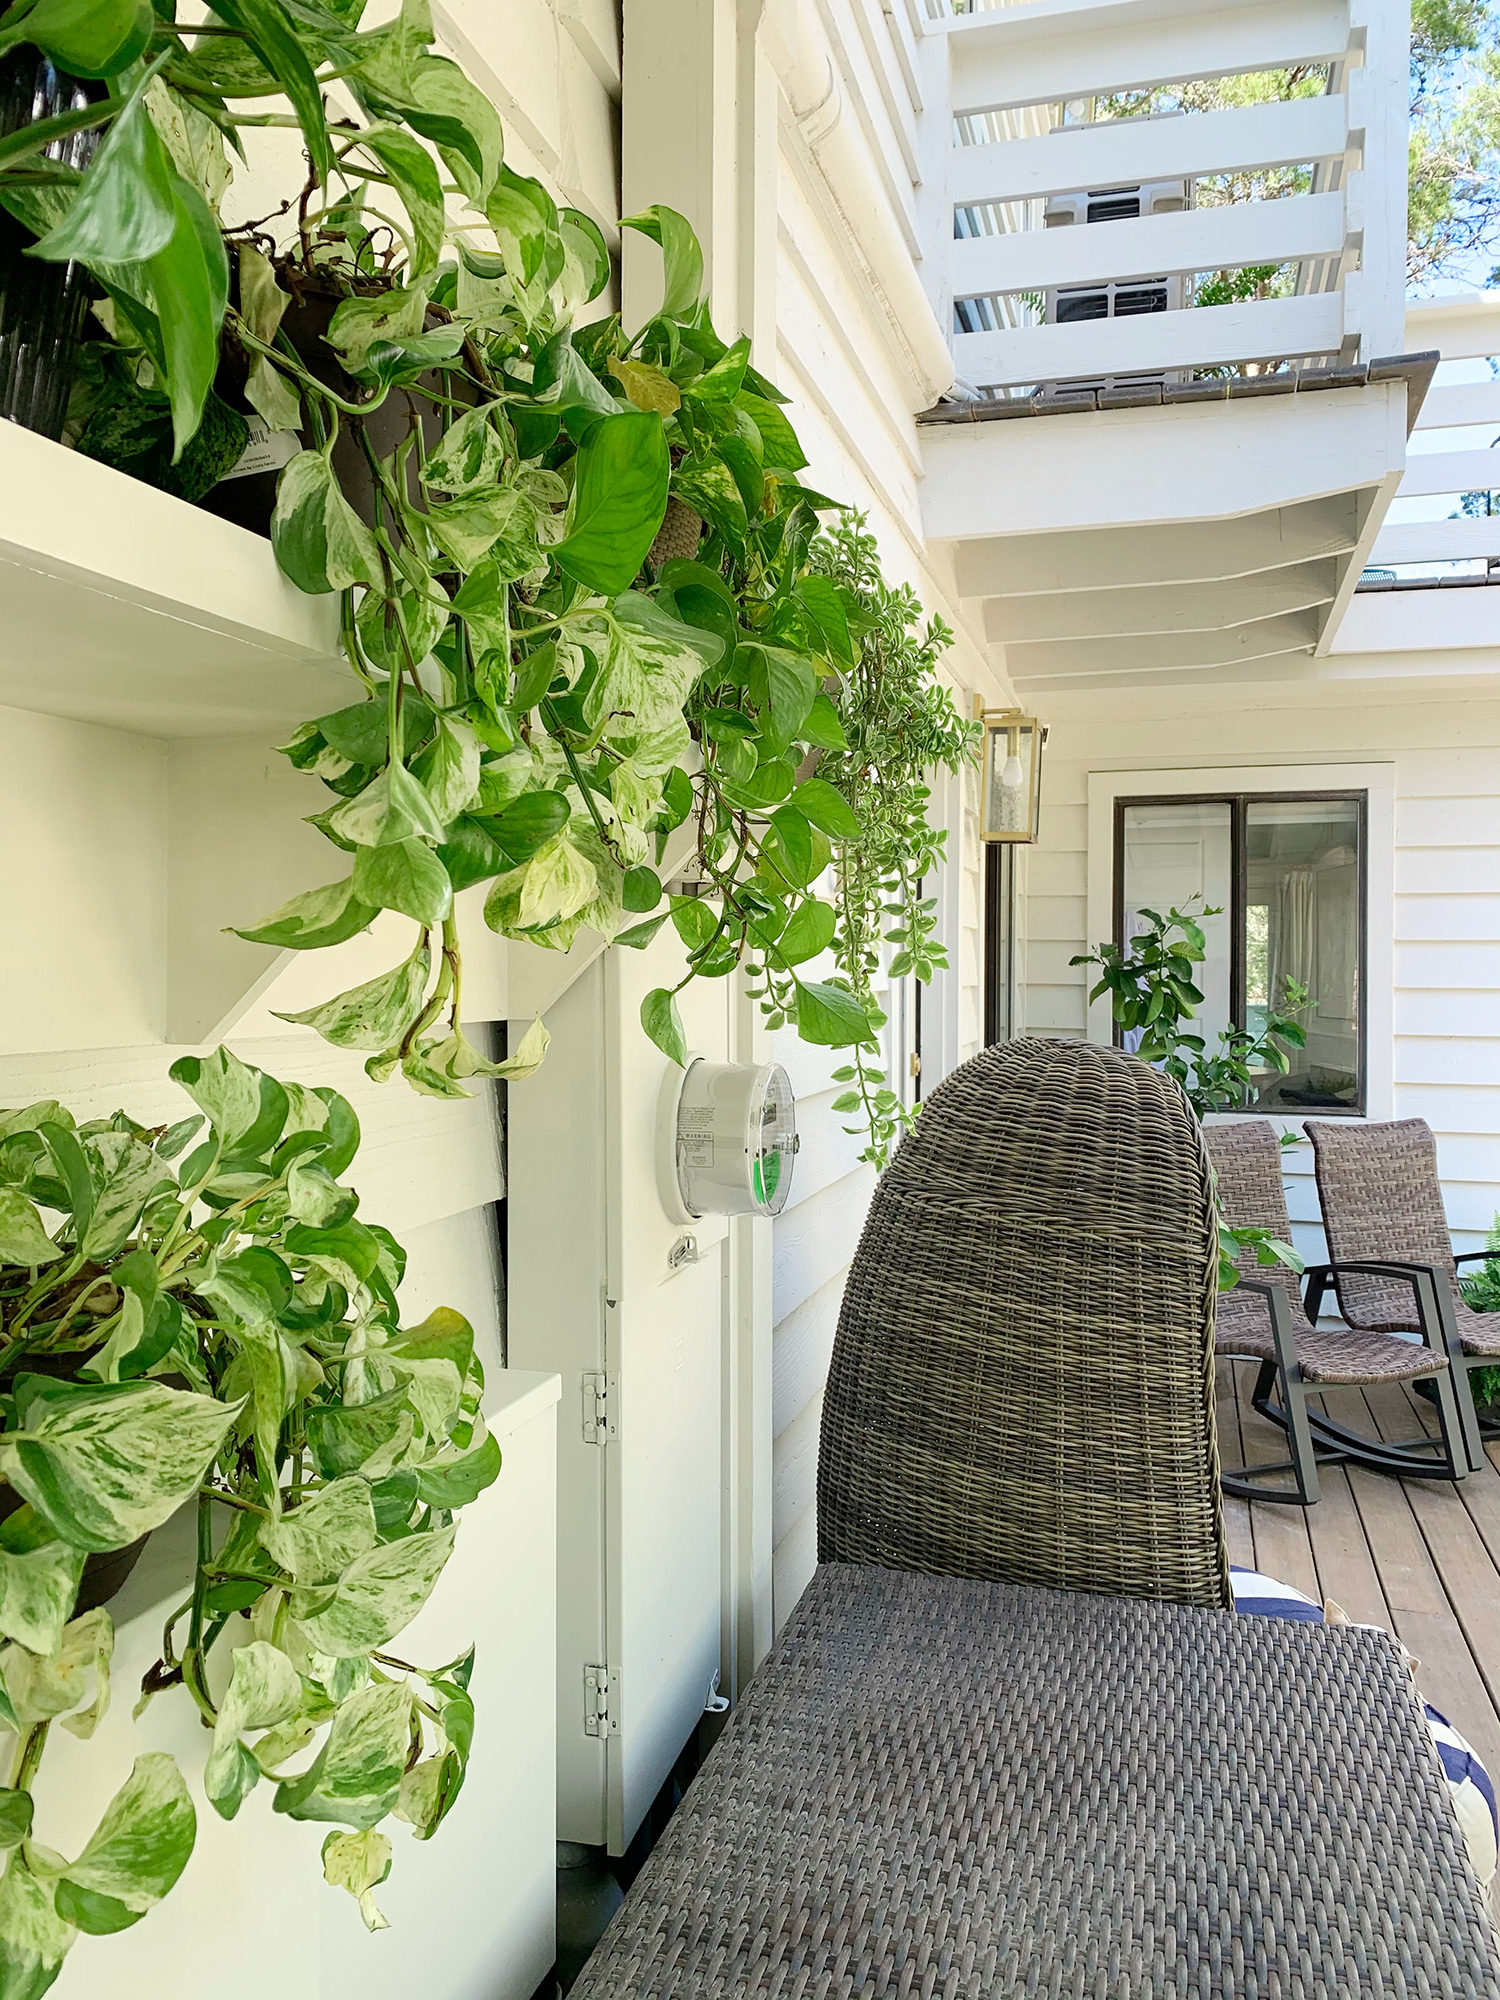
[1072,900,1309,1286]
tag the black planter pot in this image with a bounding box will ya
[0,1348,155,1616]
[0,1480,148,1618]
[200,273,453,539]
[0,48,101,439]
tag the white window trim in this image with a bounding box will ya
[1084,763,1395,1124]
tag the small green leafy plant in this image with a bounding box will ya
[0,1044,506,1993]
[1071,898,1309,1116]
[1214,1215,1304,1294]
[1071,901,1307,1287]
[811,517,976,1167]
[1461,1213,1500,1408]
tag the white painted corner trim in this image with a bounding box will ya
[1083,762,1396,1124]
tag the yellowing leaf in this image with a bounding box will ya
[205,1642,301,1821]
[323,1828,392,1932]
[608,356,681,415]
[0,1608,113,1739]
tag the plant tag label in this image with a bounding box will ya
[223,418,301,481]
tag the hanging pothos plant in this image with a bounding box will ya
[0,1044,517,1993]
[0,0,972,1150]
[235,188,935,1127]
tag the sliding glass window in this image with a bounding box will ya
[1114,792,1366,1113]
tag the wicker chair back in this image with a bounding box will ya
[1203,1120,1308,1323]
[816,1037,1231,1609]
[1308,1117,1455,1329]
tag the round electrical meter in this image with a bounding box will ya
[674,1060,798,1218]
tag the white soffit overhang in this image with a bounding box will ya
[919,369,1424,694]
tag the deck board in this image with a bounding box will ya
[1221,1364,1500,1775]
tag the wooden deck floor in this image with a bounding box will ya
[1219,1358,1500,1778]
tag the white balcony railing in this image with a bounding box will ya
[1362,293,1500,585]
[924,0,1409,398]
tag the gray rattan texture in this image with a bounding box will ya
[573,1563,1500,2000]
[817,1037,1231,1609]
[1206,1121,1448,1385]
[1309,1118,1500,1358]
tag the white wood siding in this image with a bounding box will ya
[764,29,1007,1626]
[1022,691,1500,1260]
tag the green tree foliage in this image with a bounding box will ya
[1409,0,1500,282]
[1094,2,1500,290]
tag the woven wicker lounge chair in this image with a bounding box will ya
[818,1034,1230,1608]
[1307,1116,1494,1471]
[572,1041,1500,2000]
[1205,1119,1470,1504]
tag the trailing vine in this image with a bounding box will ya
[0,1044,517,1985]
[798,517,975,1167]
[0,0,972,1155]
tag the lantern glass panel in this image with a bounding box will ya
[981,716,1042,842]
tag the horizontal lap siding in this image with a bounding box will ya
[1019,692,1500,1253]
[768,106,1002,1634]
[769,1014,881,1627]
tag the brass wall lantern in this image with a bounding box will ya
[978,709,1047,843]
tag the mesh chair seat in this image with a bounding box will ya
[1339,1282,1500,1357]
[1215,1287,1445,1384]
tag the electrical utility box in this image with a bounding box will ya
[507,930,732,1855]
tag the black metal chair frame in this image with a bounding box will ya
[1305,1255,1491,1472]
[1219,1262,1474,1506]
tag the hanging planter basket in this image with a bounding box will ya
[201,267,456,538]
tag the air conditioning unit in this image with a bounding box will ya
[1040,167,1192,401]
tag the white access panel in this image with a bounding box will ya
[607,1251,724,1852]
[508,926,730,1853]
[507,962,610,1842]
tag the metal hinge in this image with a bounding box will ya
[584,1663,619,1737]
[582,1371,613,1446]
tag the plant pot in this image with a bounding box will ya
[0,1346,155,1616]
[199,272,451,539]
[0,49,102,439]
[0,1480,148,1618]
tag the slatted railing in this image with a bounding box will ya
[924,0,1408,397]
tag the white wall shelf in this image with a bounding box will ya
[0,418,348,738]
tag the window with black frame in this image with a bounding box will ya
[1114,792,1366,1112]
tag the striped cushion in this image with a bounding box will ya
[1230,1567,1499,1900]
